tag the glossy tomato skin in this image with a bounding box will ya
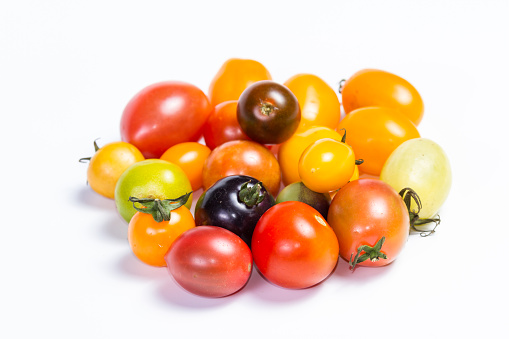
[278,126,343,186]
[202,140,281,197]
[327,179,409,267]
[237,80,301,145]
[337,107,420,176]
[195,175,275,247]
[165,226,253,298]
[342,69,424,125]
[208,58,272,107]
[284,73,341,130]
[275,182,331,219]
[202,100,251,150]
[128,207,195,267]
[160,142,211,191]
[85,141,145,199]
[252,201,339,289]
[121,81,212,159]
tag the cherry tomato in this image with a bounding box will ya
[128,206,195,267]
[252,201,339,289]
[160,142,211,191]
[342,69,424,125]
[82,140,144,199]
[202,100,251,150]
[284,73,341,130]
[202,140,281,197]
[298,138,356,193]
[327,179,409,268]
[278,126,343,186]
[337,107,420,176]
[237,81,301,145]
[165,226,253,298]
[115,159,193,222]
[208,58,272,107]
[121,81,212,159]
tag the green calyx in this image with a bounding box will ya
[349,236,387,271]
[128,192,192,223]
[339,128,364,166]
[79,139,101,163]
[399,188,441,237]
[239,181,266,207]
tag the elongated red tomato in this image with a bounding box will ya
[327,179,409,268]
[121,81,212,159]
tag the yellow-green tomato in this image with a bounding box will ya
[380,138,452,219]
[115,159,193,223]
[298,138,356,193]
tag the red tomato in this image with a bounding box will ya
[165,226,253,298]
[202,140,281,197]
[251,201,339,289]
[327,179,409,269]
[120,81,212,159]
[202,100,251,150]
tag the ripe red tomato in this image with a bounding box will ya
[120,81,212,159]
[202,100,251,150]
[165,226,253,298]
[251,201,339,289]
[202,140,281,197]
[327,179,410,269]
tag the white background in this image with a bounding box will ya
[1,1,508,338]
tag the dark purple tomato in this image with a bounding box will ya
[165,226,253,298]
[194,175,275,247]
[275,182,331,219]
[237,80,301,144]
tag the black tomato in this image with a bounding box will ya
[194,175,276,247]
[237,80,301,144]
[275,182,331,219]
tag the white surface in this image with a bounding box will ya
[1,1,508,338]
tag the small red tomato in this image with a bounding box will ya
[252,201,339,289]
[165,226,253,298]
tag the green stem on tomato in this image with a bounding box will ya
[129,192,192,223]
[399,188,441,237]
[349,236,387,271]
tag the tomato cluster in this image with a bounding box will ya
[81,58,452,298]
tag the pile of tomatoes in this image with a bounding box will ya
[82,58,452,298]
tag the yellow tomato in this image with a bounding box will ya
[278,126,343,186]
[284,74,341,130]
[298,138,356,193]
[84,141,144,199]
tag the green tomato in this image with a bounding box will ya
[380,138,452,219]
[114,159,193,222]
[275,182,331,219]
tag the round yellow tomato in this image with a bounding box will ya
[337,107,420,176]
[83,141,144,199]
[298,138,356,193]
[284,74,341,130]
[208,58,272,107]
[160,142,211,191]
[278,126,343,186]
[341,69,424,125]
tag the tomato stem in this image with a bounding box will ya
[260,102,276,116]
[399,188,441,237]
[79,139,101,163]
[349,236,387,271]
[239,181,266,207]
[338,79,346,94]
[129,192,192,223]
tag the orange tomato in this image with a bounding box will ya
[341,69,424,125]
[284,74,341,130]
[337,107,420,176]
[160,142,211,191]
[128,206,195,267]
[278,126,343,186]
[208,58,272,107]
[84,141,144,199]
